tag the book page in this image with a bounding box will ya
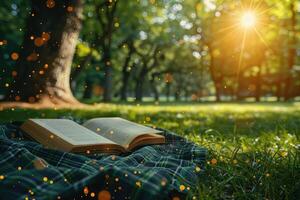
[29,119,117,146]
[83,117,162,148]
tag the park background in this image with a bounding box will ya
[0,0,299,199]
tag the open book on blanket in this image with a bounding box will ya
[20,118,165,154]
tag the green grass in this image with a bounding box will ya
[1,102,299,199]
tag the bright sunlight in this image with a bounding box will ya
[241,11,256,28]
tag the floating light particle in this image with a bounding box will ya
[233,159,238,164]
[43,176,48,182]
[46,0,55,8]
[5,83,9,87]
[195,166,201,172]
[210,158,217,165]
[265,173,270,177]
[67,6,74,12]
[12,70,18,77]
[28,96,35,103]
[161,179,167,186]
[0,175,5,180]
[86,150,90,154]
[11,52,19,60]
[98,190,111,200]
[179,184,185,191]
[90,192,95,197]
[135,181,141,187]
[49,180,53,184]
[96,128,101,132]
[27,52,38,61]
[41,32,50,41]
[17,166,22,171]
[83,186,89,195]
[114,22,119,28]
[30,36,35,40]
[0,41,3,46]
[111,155,116,160]
[15,96,21,101]
[34,37,44,47]
[50,135,54,139]
[33,158,48,170]
[39,70,44,75]
[145,117,151,122]
[115,177,119,182]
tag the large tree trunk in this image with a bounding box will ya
[120,42,134,101]
[120,72,130,101]
[135,70,147,102]
[150,77,159,102]
[7,0,83,104]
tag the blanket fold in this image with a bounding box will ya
[0,124,206,200]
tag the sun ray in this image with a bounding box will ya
[254,27,270,50]
[215,22,241,34]
[253,0,264,11]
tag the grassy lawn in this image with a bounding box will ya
[1,102,299,199]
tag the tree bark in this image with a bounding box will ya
[7,0,83,104]
[120,41,135,101]
[150,73,159,101]
[135,67,147,102]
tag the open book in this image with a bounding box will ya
[20,118,165,154]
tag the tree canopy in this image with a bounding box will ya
[0,0,299,103]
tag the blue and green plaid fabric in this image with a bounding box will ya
[0,123,206,200]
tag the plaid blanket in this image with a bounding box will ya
[0,123,206,200]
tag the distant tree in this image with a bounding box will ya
[93,0,118,102]
[284,0,297,100]
[7,0,83,104]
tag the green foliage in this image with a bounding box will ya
[1,103,299,199]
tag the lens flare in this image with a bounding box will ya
[241,11,256,28]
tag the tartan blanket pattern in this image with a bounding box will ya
[0,124,206,200]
